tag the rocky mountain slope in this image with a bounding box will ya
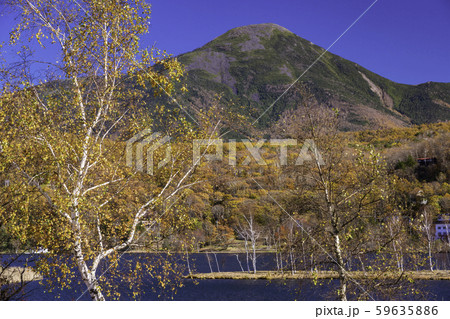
[170,23,450,132]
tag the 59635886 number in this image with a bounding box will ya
[376,306,438,316]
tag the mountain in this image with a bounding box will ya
[171,23,450,132]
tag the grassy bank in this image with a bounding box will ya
[187,270,450,281]
[0,267,42,283]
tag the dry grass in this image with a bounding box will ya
[0,267,42,283]
[187,270,450,281]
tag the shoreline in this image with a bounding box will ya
[186,270,450,281]
[0,267,42,283]
[2,268,450,284]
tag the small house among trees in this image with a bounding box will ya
[417,157,437,166]
[434,215,450,240]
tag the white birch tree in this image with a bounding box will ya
[1,0,217,300]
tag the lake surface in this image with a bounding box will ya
[3,253,450,301]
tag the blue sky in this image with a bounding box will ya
[1,0,449,85]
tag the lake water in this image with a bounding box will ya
[3,253,450,301]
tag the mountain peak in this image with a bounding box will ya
[178,23,450,129]
[214,23,293,52]
[229,23,292,35]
